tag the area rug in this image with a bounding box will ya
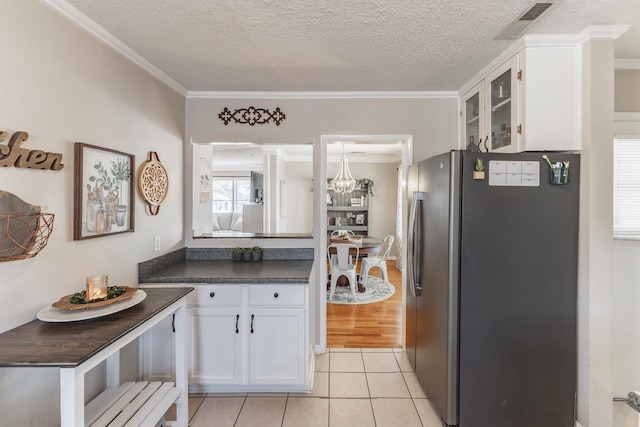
[327,276,395,305]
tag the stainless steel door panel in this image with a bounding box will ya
[414,152,458,426]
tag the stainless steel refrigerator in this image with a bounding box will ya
[406,150,579,427]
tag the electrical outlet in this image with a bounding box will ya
[154,236,161,251]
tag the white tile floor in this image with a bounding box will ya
[184,348,443,427]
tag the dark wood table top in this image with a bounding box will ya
[327,237,384,255]
[0,287,192,367]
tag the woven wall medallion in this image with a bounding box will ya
[218,106,286,126]
[137,151,168,215]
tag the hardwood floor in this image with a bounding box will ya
[326,260,403,348]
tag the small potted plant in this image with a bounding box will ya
[251,246,263,262]
[242,247,253,262]
[232,247,244,262]
[473,158,485,180]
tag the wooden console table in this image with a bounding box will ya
[0,287,193,427]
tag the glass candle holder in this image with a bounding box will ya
[86,274,108,300]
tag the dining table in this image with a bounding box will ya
[327,236,384,292]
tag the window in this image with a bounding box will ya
[212,177,250,213]
[613,138,640,239]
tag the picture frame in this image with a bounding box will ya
[74,143,135,240]
[356,214,365,225]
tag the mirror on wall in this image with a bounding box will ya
[193,142,314,238]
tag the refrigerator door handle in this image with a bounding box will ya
[408,191,425,297]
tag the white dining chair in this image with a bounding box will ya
[327,243,359,300]
[359,235,394,289]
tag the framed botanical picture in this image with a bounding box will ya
[356,214,365,225]
[73,143,135,240]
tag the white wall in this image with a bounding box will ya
[577,37,616,427]
[283,161,314,233]
[613,240,640,396]
[612,69,640,398]
[184,96,458,248]
[0,2,185,425]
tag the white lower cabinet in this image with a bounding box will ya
[187,283,310,392]
[249,308,305,385]
[141,282,311,392]
[189,307,242,385]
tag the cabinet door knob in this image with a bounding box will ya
[274,292,279,298]
[210,291,215,298]
[235,314,239,334]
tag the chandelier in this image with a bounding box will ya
[331,144,356,194]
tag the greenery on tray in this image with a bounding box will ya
[69,286,129,304]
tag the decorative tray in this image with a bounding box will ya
[52,286,137,310]
[37,290,147,322]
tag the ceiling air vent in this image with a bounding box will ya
[495,2,556,40]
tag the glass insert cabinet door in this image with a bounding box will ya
[486,55,519,152]
[463,81,483,152]
[490,69,512,150]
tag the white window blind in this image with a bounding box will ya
[614,138,640,239]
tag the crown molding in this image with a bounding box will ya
[186,91,458,100]
[616,59,640,70]
[579,25,631,42]
[42,0,187,96]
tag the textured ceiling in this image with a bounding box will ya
[59,0,640,92]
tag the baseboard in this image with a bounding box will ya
[575,421,584,427]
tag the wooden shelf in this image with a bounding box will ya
[86,381,181,427]
[327,206,367,211]
[328,225,368,231]
[466,115,479,125]
[491,97,511,112]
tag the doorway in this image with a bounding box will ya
[315,135,413,351]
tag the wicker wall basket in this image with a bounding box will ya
[0,191,55,262]
[0,213,55,261]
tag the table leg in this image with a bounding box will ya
[60,367,84,427]
[174,305,189,426]
[106,352,120,388]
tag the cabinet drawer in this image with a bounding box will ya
[188,285,242,306]
[249,285,305,307]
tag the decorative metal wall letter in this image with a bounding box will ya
[218,106,286,126]
[0,130,64,170]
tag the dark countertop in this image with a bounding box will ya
[0,287,193,367]
[140,259,314,284]
[138,248,315,285]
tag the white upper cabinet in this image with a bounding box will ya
[462,55,520,153]
[518,46,580,152]
[461,43,580,153]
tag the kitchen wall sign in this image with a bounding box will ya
[218,106,286,126]
[73,143,135,240]
[0,130,64,170]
